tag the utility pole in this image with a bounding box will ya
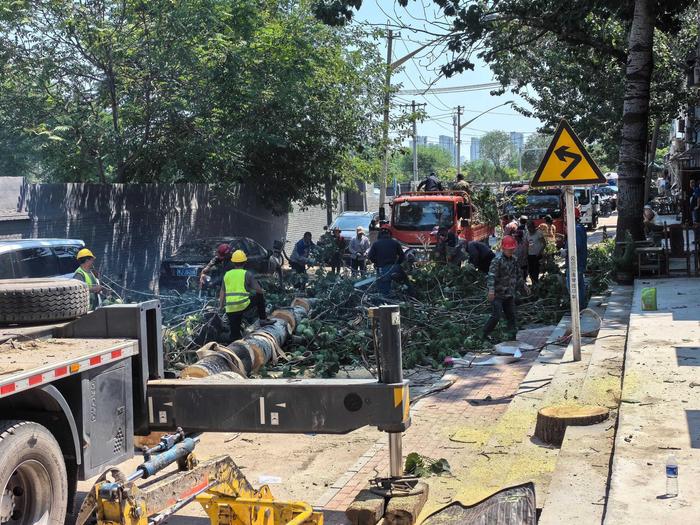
[377,33,446,208]
[455,106,463,172]
[378,29,394,210]
[412,100,418,184]
[399,101,426,186]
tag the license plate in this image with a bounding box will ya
[174,267,199,277]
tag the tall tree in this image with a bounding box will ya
[0,1,384,213]
[618,0,655,238]
[390,145,454,181]
[480,131,514,175]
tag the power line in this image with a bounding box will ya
[397,82,504,95]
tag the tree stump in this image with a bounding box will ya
[535,405,609,447]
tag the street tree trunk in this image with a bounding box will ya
[644,118,661,204]
[617,0,656,241]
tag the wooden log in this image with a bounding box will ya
[384,482,429,525]
[346,489,386,525]
[535,405,610,447]
[181,299,311,378]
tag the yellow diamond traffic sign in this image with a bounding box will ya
[530,119,606,187]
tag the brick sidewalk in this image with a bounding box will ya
[318,326,554,514]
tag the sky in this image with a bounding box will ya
[352,0,544,160]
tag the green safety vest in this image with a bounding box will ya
[74,267,98,309]
[74,267,95,287]
[223,269,251,313]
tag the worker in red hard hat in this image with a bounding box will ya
[199,243,233,289]
[482,235,529,341]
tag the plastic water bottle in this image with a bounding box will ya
[666,455,678,497]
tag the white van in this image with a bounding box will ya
[574,188,601,230]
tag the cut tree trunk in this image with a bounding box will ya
[181,298,312,378]
[346,489,386,525]
[616,0,656,243]
[535,405,610,447]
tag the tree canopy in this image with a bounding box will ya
[0,0,385,213]
[389,145,454,182]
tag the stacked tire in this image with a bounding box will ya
[0,279,89,325]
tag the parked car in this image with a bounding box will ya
[328,211,380,243]
[0,239,84,280]
[159,237,270,289]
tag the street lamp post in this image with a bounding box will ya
[456,101,514,173]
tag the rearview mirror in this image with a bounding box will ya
[379,207,386,221]
[457,203,471,219]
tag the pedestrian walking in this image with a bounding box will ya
[482,235,529,341]
[220,250,274,341]
[525,220,545,284]
[368,228,405,295]
[349,226,370,277]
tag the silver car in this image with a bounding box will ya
[0,239,85,279]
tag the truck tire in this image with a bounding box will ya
[0,420,68,525]
[0,279,89,325]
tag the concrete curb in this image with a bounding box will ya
[539,285,632,524]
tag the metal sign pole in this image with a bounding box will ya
[564,187,582,361]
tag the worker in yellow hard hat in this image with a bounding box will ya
[219,250,274,341]
[73,248,103,310]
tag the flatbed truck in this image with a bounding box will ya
[0,301,409,525]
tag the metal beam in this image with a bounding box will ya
[146,378,410,435]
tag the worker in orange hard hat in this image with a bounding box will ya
[199,243,233,289]
[481,235,529,341]
[73,248,103,310]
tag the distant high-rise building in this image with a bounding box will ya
[470,138,480,161]
[510,132,524,152]
[416,136,429,146]
[438,135,456,160]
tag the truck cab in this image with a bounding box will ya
[501,185,566,240]
[573,187,601,230]
[388,191,493,250]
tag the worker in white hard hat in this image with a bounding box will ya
[220,250,274,341]
[73,248,103,310]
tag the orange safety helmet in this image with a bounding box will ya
[502,236,518,250]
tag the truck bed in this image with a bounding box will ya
[0,337,138,397]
